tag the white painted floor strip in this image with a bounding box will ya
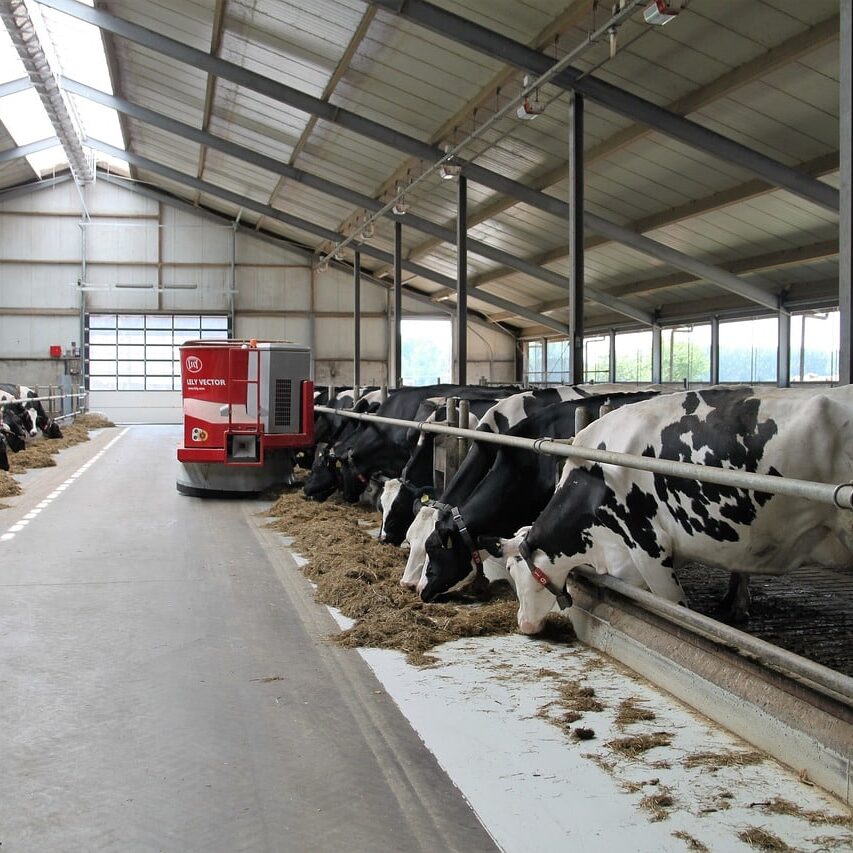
[1,428,129,543]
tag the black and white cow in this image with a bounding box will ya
[339,385,519,504]
[378,397,500,546]
[399,385,629,588]
[506,386,853,635]
[0,384,62,438]
[419,391,658,601]
[303,388,387,501]
[1,404,28,453]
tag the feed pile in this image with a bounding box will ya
[8,412,114,473]
[265,492,531,664]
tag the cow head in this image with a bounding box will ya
[506,528,573,635]
[0,434,8,472]
[1,407,27,452]
[41,418,63,439]
[419,511,475,601]
[21,403,39,437]
[379,479,433,546]
[302,447,341,502]
[339,456,369,504]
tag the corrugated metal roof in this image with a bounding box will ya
[0,0,842,335]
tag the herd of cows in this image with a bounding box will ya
[0,383,63,470]
[302,382,853,634]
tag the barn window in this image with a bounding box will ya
[661,324,711,384]
[615,331,653,383]
[546,339,570,382]
[719,317,777,383]
[525,340,544,383]
[400,318,451,385]
[85,313,229,391]
[790,310,839,383]
[582,336,609,383]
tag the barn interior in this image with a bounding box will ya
[0,1,851,850]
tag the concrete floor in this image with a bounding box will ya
[0,425,497,853]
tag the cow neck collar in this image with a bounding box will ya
[518,539,572,610]
[450,505,484,576]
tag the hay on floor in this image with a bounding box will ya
[265,491,542,665]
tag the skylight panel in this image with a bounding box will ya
[0,0,126,178]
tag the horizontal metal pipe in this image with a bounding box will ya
[314,405,853,510]
[2,391,87,405]
[571,566,853,705]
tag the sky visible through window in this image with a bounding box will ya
[401,318,452,386]
[0,0,126,176]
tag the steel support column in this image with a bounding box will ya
[456,175,467,385]
[777,307,791,388]
[393,221,403,387]
[354,250,361,389]
[569,91,584,385]
[710,316,720,386]
[608,330,616,383]
[651,325,662,384]
[841,0,852,384]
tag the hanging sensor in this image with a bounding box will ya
[516,74,545,120]
[643,0,683,25]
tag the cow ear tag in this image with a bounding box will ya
[421,494,430,504]
[335,460,342,469]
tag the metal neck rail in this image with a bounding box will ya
[2,391,88,406]
[314,405,853,511]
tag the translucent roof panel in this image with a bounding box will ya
[0,0,126,177]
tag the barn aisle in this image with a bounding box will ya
[0,425,496,853]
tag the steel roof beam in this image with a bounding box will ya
[42,0,777,314]
[372,0,838,213]
[490,239,839,323]
[0,75,30,97]
[402,18,841,268]
[65,78,643,323]
[85,138,564,333]
[0,136,57,163]
[469,150,841,298]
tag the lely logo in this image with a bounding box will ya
[186,356,203,373]
[191,427,208,442]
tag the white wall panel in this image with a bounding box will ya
[0,315,79,357]
[83,222,158,264]
[234,315,312,345]
[1,180,517,404]
[0,216,81,260]
[237,265,311,311]
[0,262,79,308]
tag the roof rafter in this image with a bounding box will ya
[490,239,839,324]
[193,0,227,201]
[334,0,592,242]
[260,2,376,236]
[39,0,777,314]
[371,0,838,212]
[63,77,647,323]
[399,16,841,269]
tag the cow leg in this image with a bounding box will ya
[719,572,751,624]
[630,548,689,607]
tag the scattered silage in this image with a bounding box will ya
[264,491,560,665]
[2,412,118,497]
